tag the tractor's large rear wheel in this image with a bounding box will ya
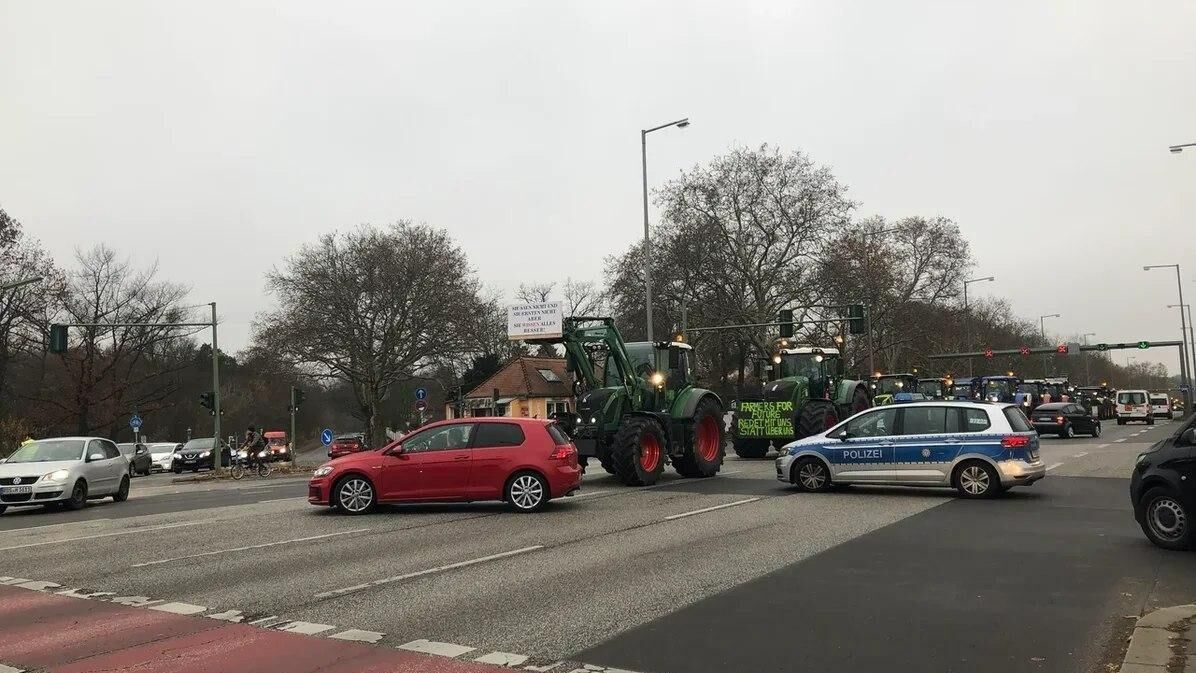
[611,416,667,486]
[732,438,771,459]
[796,401,841,439]
[674,397,725,478]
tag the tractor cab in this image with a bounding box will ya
[763,347,843,400]
[619,340,695,413]
[1043,377,1071,404]
[1015,379,1046,412]
[870,373,918,405]
[916,377,952,400]
[949,377,980,400]
[980,375,1019,403]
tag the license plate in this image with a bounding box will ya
[2,485,33,494]
[183,459,196,464]
[1028,450,1039,461]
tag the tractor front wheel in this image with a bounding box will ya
[611,416,667,486]
[674,397,725,478]
[796,401,840,439]
[596,446,617,475]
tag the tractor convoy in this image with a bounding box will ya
[509,306,1146,480]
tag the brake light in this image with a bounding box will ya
[1055,415,1064,424]
[1001,435,1031,448]
[549,444,576,460]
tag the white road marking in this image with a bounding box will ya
[150,602,207,615]
[474,651,529,666]
[0,664,25,673]
[664,497,761,521]
[329,629,385,643]
[1116,438,1127,443]
[1046,463,1064,471]
[399,639,476,658]
[0,521,207,552]
[277,621,335,635]
[206,610,245,622]
[1072,452,1088,458]
[131,529,369,567]
[110,596,164,607]
[0,578,32,586]
[55,588,114,600]
[15,580,60,592]
[256,497,305,504]
[314,546,544,599]
[248,616,284,627]
[1097,444,1110,448]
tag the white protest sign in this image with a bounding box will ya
[507,302,564,340]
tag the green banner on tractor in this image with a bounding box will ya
[735,400,795,438]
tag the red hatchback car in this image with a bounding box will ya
[328,433,367,459]
[308,418,581,514]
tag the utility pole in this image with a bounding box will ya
[210,302,222,472]
[289,386,297,459]
[963,276,995,377]
[1082,332,1096,384]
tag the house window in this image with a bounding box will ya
[546,401,570,416]
[538,369,561,383]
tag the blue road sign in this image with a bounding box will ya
[129,414,143,430]
[321,429,334,446]
[415,387,428,401]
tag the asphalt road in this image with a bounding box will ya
[1,414,1190,673]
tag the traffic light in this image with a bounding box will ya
[847,304,866,335]
[49,324,68,354]
[1056,343,1069,354]
[1137,341,1150,349]
[290,386,305,412]
[1097,343,1108,351]
[778,309,794,338]
[200,392,214,414]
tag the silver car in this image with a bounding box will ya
[149,442,182,472]
[0,437,131,514]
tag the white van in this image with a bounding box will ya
[1149,393,1171,418]
[1116,390,1154,425]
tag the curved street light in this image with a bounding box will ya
[641,117,690,340]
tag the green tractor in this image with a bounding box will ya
[730,346,871,459]
[870,373,920,405]
[531,317,725,486]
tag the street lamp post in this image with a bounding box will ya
[1145,264,1192,411]
[1082,332,1096,384]
[1039,313,1060,376]
[963,276,995,376]
[641,117,690,341]
[1168,303,1196,402]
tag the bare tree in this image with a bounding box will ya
[28,245,193,434]
[516,282,555,304]
[561,278,604,316]
[0,207,64,401]
[259,222,488,446]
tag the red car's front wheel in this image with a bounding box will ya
[334,476,376,514]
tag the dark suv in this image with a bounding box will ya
[171,437,231,473]
[1130,414,1196,550]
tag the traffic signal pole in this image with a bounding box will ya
[210,302,221,471]
[290,386,297,460]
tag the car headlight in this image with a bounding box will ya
[257,450,267,458]
[313,465,333,478]
[199,450,211,458]
[42,469,70,483]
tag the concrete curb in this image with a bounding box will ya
[1120,604,1196,672]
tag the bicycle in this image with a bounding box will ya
[230,447,273,480]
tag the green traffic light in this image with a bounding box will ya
[1137,341,1150,349]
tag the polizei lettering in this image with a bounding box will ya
[841,449,882,460]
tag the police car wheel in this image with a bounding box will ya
[792,457,832,492]
[953,461,1000,499]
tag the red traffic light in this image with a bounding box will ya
[1019,345,1031,356]
[983,347,994,359]
[1056,343,1069,354]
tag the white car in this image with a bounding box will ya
[149,442,182,472]
[0,437,130,514]
[1117,390,1155,425]
[1150,394,1171,419]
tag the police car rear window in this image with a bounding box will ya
[1002,407,1034,432]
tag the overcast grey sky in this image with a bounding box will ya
[2,0,1194,372]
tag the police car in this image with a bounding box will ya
[776,396,1044,498]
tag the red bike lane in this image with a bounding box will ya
[0,585,507,673]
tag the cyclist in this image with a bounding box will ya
[241,426,268,468]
